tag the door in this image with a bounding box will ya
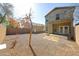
[64,26,69,34]
[59,26,69,34]
[59,26,63,34]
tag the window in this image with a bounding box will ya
[56,14,60,20]
[46,19,48,23]
[59,26,69,34]
[65,26,68,30]
[59,27,63,34]
[64,10,67,14]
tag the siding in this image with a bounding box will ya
[45,8,74,23]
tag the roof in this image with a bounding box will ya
[76,23,79,25]
[45,6,75,17]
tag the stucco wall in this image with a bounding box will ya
[0,24,6,44]
[75,25,79,45]
[48,23,52,34]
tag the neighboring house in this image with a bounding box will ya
[45,6,75,39]
[32,23,45,33]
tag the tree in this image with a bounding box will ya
[0,3,14,27]
[0,3,14,17]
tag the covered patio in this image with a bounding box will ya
[48,19,74,36]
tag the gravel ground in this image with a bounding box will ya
[0,33,79,56]
[0,34,33,56]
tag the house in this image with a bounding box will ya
[45,6,75,39]
[32,23,45,33]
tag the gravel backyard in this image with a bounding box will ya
[0,33,79,56]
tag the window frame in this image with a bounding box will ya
[56,14,60,20]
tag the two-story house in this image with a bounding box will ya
[45,6,75,39]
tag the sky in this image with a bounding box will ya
[30,3,76,24]
[0,0,79,24]
[12,3,78,25]
[26,3,79,25]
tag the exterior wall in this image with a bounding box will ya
[6,28,18,35]
[75,25,79,45]
[45,7,74,23]
[0,24,6,43]
[48,23,52,34]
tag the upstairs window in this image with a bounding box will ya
[64,10,67,14]
[46,19,48,23]
[56,14,60,20]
